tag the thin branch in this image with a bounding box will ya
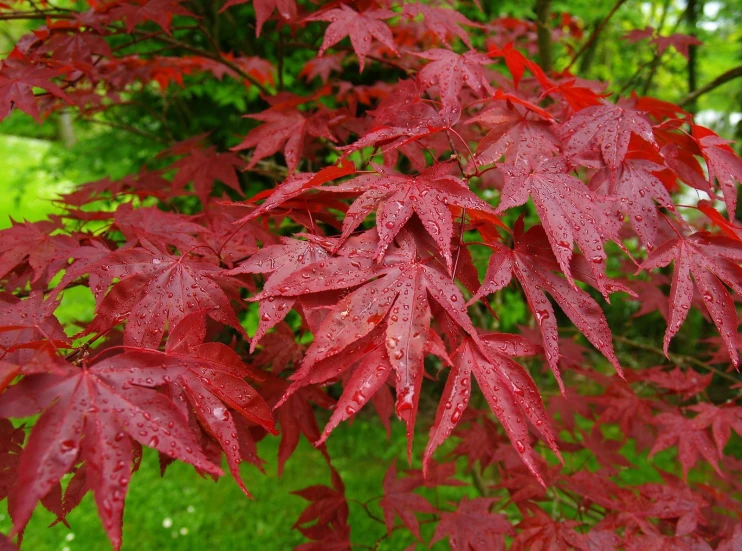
[278,29,285,92]
[452,208,467,280]
[617,57,654,97]
[348,499,385,525]
[444,130,467,176]
[555,488,605,522]
[286,41,414,75]
[471,464,490,497]
[145,33,274,95]
[77,116,168,144]
[564,0,628,72]
[0,11,74,20]
[685,0,700,110]
[678,65,742,107]
[640,0,673,95]
[613,335,740,385]
[197,22,223,56]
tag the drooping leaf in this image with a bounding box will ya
[0,58,70,122]
[495,159,616,295]
[448,338,559,485]
[470,221,623,386]
[0,349,221,549]
[693,125,742,216]
[220,0,297,36]
[640,231,742,366]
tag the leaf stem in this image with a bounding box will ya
[564,0,628,72]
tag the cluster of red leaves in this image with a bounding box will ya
[1,0,741,549]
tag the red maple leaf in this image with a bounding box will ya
[379,461,435,540]
[487,41,548,89]
[432,337,559,484]
[639,482,707,537]
[170,147,244,204]
[495,159,617,294]
[558,102,655,169]
[692,125,742,216]
[402,4,482,48]
[623,27,656,44]
[127,311,276,495]
[414,49,494,118]
[109,0,193,33]
[431,497,512,550]
[250,321,304,374]
[649,410,721,480]
[0,219,77,286]
[640,231,742,366]
[293,466,348,533]
[260,376,334,475]
[37,32,112,73]
[405,460,465,488]
[592,377,656,451]
[231,106,337,173]
[66,235,246,349]
[263,238,475,456]
[299,54,343,84]
[0,348,222,549]
[112,203,205,252]
[0,292,69,364]
[339,79,454,156]
[470,220,623,388]
[511,506,619,551]
[327,162,499,271]
[230,236,330,348]
[306,5,398,72]
[220,0,297,37]
[469,98,559,169]
[653,33,702,60]
[638,366,712,399]
[623,27,702,60]
[590,156,676,248]
[688,403,742,455]
[452,415,501,470]
[0,58,70,122]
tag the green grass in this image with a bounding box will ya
[0,415,476,551]
[0,419,353,550]
[0,135,76,229]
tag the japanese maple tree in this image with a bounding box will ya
[0,0,741,549]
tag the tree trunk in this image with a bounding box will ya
[685,0,702,112]
[534,0,552,73]
[56,110,76,149]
